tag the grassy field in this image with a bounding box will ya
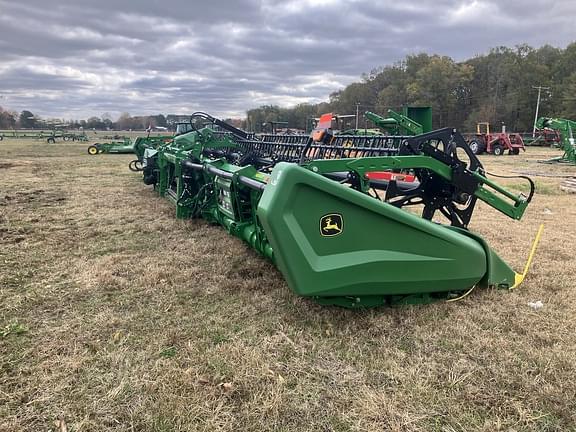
[1,139,575,431]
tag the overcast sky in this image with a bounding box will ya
[0,0,574,120]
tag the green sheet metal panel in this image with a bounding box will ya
[257,162,490,299]
[403,106,433,132]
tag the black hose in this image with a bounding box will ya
[486,171,536,203]
[299,137,314,165]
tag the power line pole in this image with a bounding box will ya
[532,85,549,137]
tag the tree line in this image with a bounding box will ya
[0,109,241,132]
[246,43,576,133]
[0,109,176,131]
[2,43,575,133]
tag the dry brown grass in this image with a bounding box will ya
[1,140,575,431]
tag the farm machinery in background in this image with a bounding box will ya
[365,106,432,136]
[135,112,540,308]
[87,135,173,169]
[535,117,576,165]
[330,106,432,136]
[61,132,89,141]
[314,111,419,182]
[86,122,231,165]
[465,123,525,155]
[0,130,87,143]
[304,114,374,136]
[521,128,561,147]
[87,137,134,155]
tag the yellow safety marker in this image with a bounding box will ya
[510,223,545,290]
[448,223,544,302]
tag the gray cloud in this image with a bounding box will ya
[0,0,574,120]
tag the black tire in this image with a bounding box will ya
[128,160,144,172]
[468,138,485,155]
[47,137,56,144]
[510,148,520,155]
[87,145,99,155]
[0,136,3,141]
[492,144,504,156]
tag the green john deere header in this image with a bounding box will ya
[135,112,540,308]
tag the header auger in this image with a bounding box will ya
[137,112,538,308]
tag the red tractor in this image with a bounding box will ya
[466,122,525,155]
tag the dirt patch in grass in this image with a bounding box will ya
[1,189,67,205]
[0,159,34,170]
[1,140,575,431]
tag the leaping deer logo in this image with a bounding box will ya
[320,214,343,236]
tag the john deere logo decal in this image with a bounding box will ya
[320,214,343,237]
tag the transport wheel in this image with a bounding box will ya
[468,139,485,155]
[87,145,99,155]
[510,148,520,155]
[0,136,3,141]
[47,137,55,144]
[492,144,504,156]
[128,160,143,172]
